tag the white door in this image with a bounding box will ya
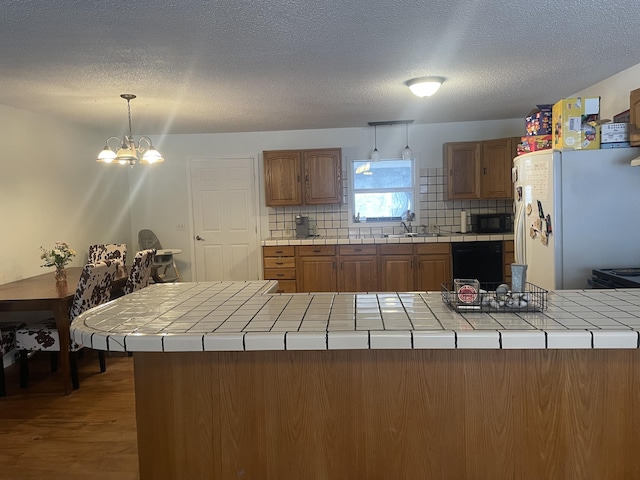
[189,158,260,281]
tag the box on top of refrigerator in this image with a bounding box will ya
[552,97,600,150]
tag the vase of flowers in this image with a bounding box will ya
[41,241,76,283]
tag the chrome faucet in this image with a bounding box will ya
[401,221,411,233]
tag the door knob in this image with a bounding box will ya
[195,235,205,241]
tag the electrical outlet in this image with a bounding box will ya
[176,223,185,231]
[285,227,291,237]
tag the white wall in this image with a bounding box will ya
[0,104,132,284]
[573,63,640,119]
[128,119,523,281]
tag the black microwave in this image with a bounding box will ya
[471,213,512,233]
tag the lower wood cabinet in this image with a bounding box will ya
[263,243,453,293]
[378,245,414,292]
[297,245,337,292]
[338,245,378,292]
[415,244,452,292]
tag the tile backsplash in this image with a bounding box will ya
[267,167,512,238]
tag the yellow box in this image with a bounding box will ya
[552,97,600,150]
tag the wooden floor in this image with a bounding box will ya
[0,351,139,480]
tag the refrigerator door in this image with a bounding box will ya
[513,150,559,291]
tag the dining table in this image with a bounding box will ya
[0,266,128,395]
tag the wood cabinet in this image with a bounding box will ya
[378,244,452,292]
[414,244,452,292]
[263,243,453,293]
[503,240,515,285]
[445,138,517,200]
[481,138,516,198]
[263,148,342,206]
[630,87,640,146]
[296,245,337,292]
[338,245,378,292]
[378,245,414,292]
[262,246,297,293]
[445,142,482,200]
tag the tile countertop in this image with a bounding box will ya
[262,233,514,246]
[70,281,640,352]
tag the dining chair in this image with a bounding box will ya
[0,322,26,397]
[88,243,127,267]
[15,261,119,390]
[123,249,156,295]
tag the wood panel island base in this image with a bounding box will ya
[70,281,640,479]
[134,349,640,480]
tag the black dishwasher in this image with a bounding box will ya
[452,241,503,284]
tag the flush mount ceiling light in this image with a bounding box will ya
[405,76,445,98]
[97,94,164,166]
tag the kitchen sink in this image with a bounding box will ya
[382,233,440,238]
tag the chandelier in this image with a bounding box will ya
[96,94,164,166]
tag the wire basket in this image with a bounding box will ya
[441,281,547,313]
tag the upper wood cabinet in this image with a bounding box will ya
[264,148,342,206]
[445,138,517,200]
[481,138,516,199]
[445,142,482,200]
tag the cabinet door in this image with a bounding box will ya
[303,149,342,205]
[445,142,482,200]
[297,256,337,292]
[339,256,378,292]
[264,151,302,206]
[379,255,413,292]
[630,88,640,146]
[481,138,516,199]
[415,254,451,292]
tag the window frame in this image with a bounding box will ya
[349,157,420,227]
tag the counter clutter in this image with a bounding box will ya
[262,232,513,246]
[71,280,640,351]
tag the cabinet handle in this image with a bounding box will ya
[297,175,301,182]
[306,174,309,182]
[275,250,283,254]
[277,273,284,277]
[484,167,488,174]
[333,261,336,269]
[354,248,362,252]
[313,249,321,253]
[275,262,284,265]
[340,262,343,270]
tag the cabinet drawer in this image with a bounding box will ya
[377,244,413,255]
[263,246,295,257]
[415,243,450,255]
[338,245,377,256]
[297,245,336,256]
[264,268,296,280]
[264,257,296,269]
[273,280,297,293]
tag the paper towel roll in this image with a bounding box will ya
[460,210,467,233]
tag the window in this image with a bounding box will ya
[351,158,417,223]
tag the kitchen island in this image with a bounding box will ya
[72,281,640,480]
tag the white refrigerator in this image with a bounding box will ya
[513,148,640,290]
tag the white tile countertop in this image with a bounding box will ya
[262,233,514,246]
[70,281,640,352]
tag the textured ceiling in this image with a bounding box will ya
[1,0,639,134]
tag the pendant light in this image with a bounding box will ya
[402,122,413,160]
[371,124,381,162]
[97,94,164,166]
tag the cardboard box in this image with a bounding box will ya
[600,122,629,143]
[517,135,552,155]
[601,141,631,149]
[525,104,553,136]
[552,97,600,150]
